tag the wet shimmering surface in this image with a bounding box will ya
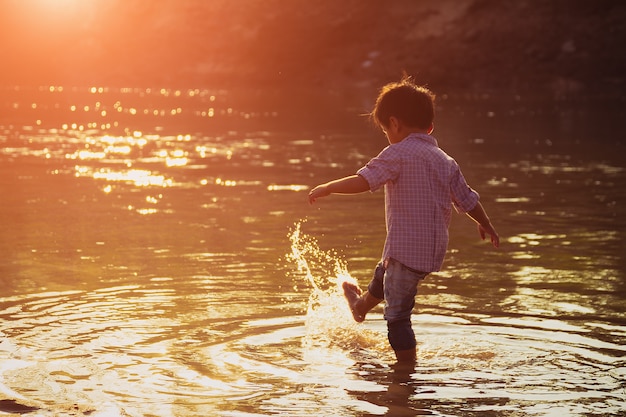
[0,86,625,416]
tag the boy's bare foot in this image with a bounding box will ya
[342,282,365,322]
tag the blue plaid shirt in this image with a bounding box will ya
[357,133,479,272]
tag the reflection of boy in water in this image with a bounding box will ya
[308,76,499,363]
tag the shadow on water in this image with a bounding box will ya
[351,361,512,417]
[0,399,39,414]
[350,362,436,417]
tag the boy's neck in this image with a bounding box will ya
[388,126,432,144]
[405,127,431,135]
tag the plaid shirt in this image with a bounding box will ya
[357,133,479,272]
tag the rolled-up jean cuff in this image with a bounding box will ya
[387,318,416,351]
[366,262,385,300]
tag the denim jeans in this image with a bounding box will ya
[367,258,428,351]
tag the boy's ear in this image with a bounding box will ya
[389,116,401,132]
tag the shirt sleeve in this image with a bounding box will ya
[356,146,400,192]
[450,166,480,213]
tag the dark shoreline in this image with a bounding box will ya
[1,0,625,101]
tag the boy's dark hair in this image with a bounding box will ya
[371,76,435,130]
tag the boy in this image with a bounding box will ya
[308,77,499,363]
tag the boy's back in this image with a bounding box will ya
[357,132,479,273]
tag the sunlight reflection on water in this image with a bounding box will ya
[0,87,625,416]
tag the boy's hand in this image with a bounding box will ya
[308,175,369,204]
[308,184,330,204]
[478,223,500,248]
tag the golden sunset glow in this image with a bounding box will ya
[1,2,624,416]
[29,0,85,11]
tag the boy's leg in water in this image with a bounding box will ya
[383,259,427,363]
[342,263,385,322]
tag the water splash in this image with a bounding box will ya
[287,221,355,291]
[287,221,388,356]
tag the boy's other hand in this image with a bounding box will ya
[478,223,500,248]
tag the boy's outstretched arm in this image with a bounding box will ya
[466,202,500,248]
[308,175,370,204]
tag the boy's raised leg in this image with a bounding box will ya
[342,282,383,323]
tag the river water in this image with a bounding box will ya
[0,86,624,416]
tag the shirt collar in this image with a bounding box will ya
[405,132,438,147]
